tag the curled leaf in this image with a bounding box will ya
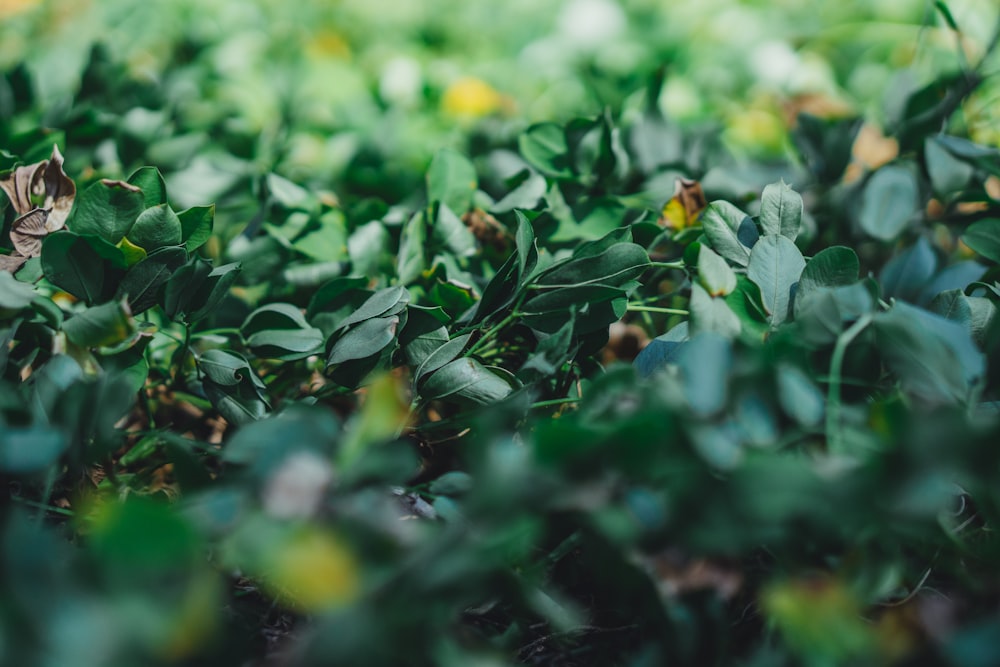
[10,208,50,257]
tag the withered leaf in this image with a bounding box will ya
[0,161,43,215]
[0,253,28,274]
[35,145,75,231]
[659,178,706,231]
[10,208,51,258]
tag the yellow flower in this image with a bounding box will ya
[442,77,502,118]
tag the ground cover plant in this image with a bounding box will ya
[4,1,1000,665]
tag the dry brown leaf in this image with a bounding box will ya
[462,208,509,254]
[0,253,28,273]
[10,208,50,257]
[659,178,706,231]
[37,144,75,231]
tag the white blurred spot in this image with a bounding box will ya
[263,450,335,519]
[558,0,626,48]
[379,56,423,108]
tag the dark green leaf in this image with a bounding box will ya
[177,205,214,251]
[66,179,145,244]
[127,166,167,208]
[962,219,1000,264]
[419,357,514,405]
[62,300,134,348]
[127,203,183,250]
[115,246,186,314]
[328,315,400,366]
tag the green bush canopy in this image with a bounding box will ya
[3,0,1000,665]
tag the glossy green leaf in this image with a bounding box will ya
[66,178,145,244]
[177,204,214,251]
[127,166,167,208]
[127,203,183,250]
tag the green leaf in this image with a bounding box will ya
[747,235,806,326]
[521,284,627,334]
[675,332,732,417]
[397,210,427,285]
[880,237,936,303]
[776,364,824,427]
[127,203,183,250]
[798,246,859,294]
[697,244,737,296]
[186,262,240,323]
[246,328,325,359]
[419,357,514,405]
[40,231,109,304]
[177,205,214,251]
[62,300,134,348]
[427,149,477,215]
[127,166,167,208]
[66,179,145,244]
[519,122,572,178]
[431,203,477,258]
[199,349,260,388]
[328,316,400,366]
[415,333,472,383]
[925,136,974,196]
[336,286,409,332]
[701,200,753,266]
[114,246,186,314]
[759,180,802,240]
[0,427,68,474]
[0,270,36,310]
[859,165,919,241]
[534,243,649,288]
[242,303,324,360]
[962,219,1000,264]
[267,172,314,210]
[293,209,347,262]
[874,301,984,404]
[690,283,741,339]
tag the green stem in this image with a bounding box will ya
[826,313,873,454]
[650,260,686,270]
[627,305,689,315]
[467,311,521,357]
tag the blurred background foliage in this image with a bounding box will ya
[4,1,1000,666]
[3,0,999,177]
